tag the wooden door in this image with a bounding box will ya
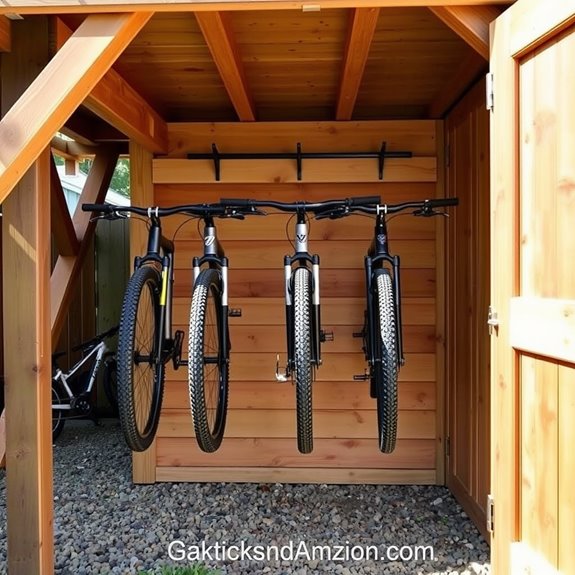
[490,2,575,574]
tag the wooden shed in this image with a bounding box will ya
[0,1,574,574]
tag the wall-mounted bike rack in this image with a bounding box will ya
[186,142,412,182]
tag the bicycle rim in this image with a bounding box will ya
[52,385,65,441]
[117,266,165,452]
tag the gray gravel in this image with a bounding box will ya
[0,420,490,574]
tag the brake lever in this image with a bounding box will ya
[413,209,449,218]
[90,211,127,223]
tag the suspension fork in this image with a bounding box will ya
[284,255,294,372]
[193,220,230,364]
[157,253,173,364]
[368,210,404,368]
[364,254,375,365]
[311,254,321,365]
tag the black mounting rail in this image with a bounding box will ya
[186,142,412,182]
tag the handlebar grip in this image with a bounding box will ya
[429,198,459,208]
[349,195,381,206]
[220,198,252,207]
[82,203,114,213]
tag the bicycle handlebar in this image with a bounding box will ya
[219,196,381,214]
[82,202,261,219]
[83,196,458,221]
[313,196,459,219]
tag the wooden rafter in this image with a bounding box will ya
[336,7,380,121]
[428,5,502,60]
[427,49,487,118]
[195,12,255,121]
[0,12,152,205]
[50,154,80,257]
[0,15,10,51]
[0,1,516,15]
[51,136,98,160]
[51,146,120,344]
[55,18,168,153]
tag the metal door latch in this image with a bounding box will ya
[488,306,499,335]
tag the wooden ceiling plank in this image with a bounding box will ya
[0,12,152,205]
[56,18,168,153]
[195,11,255,121]
[0,15,10,52]
[51,146,120,343]
[427,50,487,118]
[0,1,516,15]
[50,154,80,257]
[336,7,380,120]
[428,5,502,60]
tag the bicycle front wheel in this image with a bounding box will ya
[373,269,399,453]
[188,268,229,453]
[293,266,313,454]
[117,265,165,452]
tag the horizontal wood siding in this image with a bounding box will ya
[153,120,440,484]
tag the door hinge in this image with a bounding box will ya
[486,73,494,111]
[445,436,450,457]
[487,494,495,533]
[488,305,499,335]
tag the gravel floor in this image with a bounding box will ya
[0,420,490,575]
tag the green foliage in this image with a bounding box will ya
[52,153,131,198]
[79,158,130,198]
[138,565,220,575]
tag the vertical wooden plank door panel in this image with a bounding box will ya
[490,2,575,574]
[445,79,491,539]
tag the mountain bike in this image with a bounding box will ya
[221,196,381,453]
[316,196,458,453]
[82,202,255,453]
[52,325,118,440]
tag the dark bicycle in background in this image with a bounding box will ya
[51,325,118,440]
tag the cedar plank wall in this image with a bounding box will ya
[151,121,442,484]
[445,80,490,537]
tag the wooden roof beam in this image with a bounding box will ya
[61,109,126,144]
[195,11,255,122]
[0,1,516,15]
[51,136,97,159]
[55,18,168,153]
[336,7,380,121]
[428,5,503,60]
[0,15,10,51]
[0,12,152,205]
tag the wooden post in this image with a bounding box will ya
[130,140,157,484]
[1,18,53,574]
[3,151,53,575]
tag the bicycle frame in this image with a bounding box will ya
[283,210,322,379]
[133,213,178,368]
[191,216,230,363]
[364,207,405,370]
[52,340,108,410]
